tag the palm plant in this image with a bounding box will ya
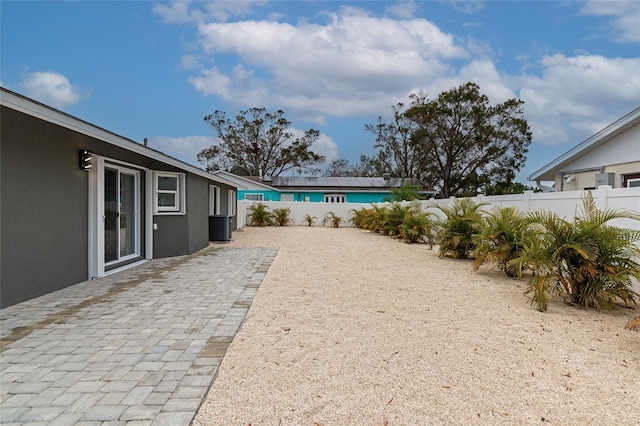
[509,193,640,312]
[398,205,438,246]
[322,211,344,228]
[472,206,527,277]
[437,198,486,259]
[248,202,274,227]
[273,207,293,226]
[349,207,369,229]
[302,213,317,226]
[382,202,412,237]
[364,204,387,233]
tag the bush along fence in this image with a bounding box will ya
[238,187,640,314]
[237,186,640,231]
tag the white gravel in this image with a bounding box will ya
[194,226,640,425]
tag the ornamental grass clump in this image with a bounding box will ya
[508,192,640,312]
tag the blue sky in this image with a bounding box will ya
[2,1,639,183]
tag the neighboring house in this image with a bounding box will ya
[210,172,437,203]
[529,107,640,191]
[1,87,238,308]
[270,176,437,202]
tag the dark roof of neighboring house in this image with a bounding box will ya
[261,176,436,192]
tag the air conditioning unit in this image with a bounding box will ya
[209,215,232,242]
[596,173,616,188]
[595,173,615,188]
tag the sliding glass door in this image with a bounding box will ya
[104,165,140,265]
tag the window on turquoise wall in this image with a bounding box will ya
[245,194,264,201]
[324,193,346,203]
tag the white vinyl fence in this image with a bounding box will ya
[237,186,640,230]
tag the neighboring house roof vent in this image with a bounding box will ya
[382,173,391,180]
[262,176,273,182]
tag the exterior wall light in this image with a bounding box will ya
[80,150,93,171]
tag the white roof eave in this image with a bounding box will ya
[528,107,640,181]
[0,88,235,188]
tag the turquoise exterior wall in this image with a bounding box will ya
[282,192,324,202]
[280,192,389,203]
[237,190,428,203]
[346,192,389,203]
[238,189,281,201]
[238,189,436,203]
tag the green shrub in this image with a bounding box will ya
[362,205,387,233]
[248,202,274,227]
[508,193,640,312]
[273,207,293,226]
[302,214,317,226]
[382,202,412,237]
[322,211,344,228]
[436,198,486,259]
[472,206,527,277]
[399,205,438,246]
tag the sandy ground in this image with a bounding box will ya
[193,226,640,426]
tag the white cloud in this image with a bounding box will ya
[386,2,420,19]
[188,6,466,119]
[20,71,86,109]
[448,1,486,15]
[149,135,218,166]
[153,0,268,24]
[518,54,640,145]
[20,71,89,108]
[580,0,640,42]
[160,3,639,157]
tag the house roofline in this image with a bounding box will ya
[0,87,234,188]
[528,106,640,181]
[210,171,279,191]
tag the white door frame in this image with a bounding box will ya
[88,155,153,279]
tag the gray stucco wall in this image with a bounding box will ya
[187,175,210,254]
[1,106,89,308]
[1,105,237,307]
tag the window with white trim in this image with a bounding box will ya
[154,172,185,214]
[623,173,640,188]
[324,193,346,203]
[245,193,264,201]
[228,189,236,215]
[627,178,640,188]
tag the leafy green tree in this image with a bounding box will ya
[370,83,532,198]
[483,181,539,195]
[198,108,325,176]
[365,101,425,178]
[385,181,425,202]
[408,83,531,198]
[323,155,386,177]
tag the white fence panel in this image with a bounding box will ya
[237,186,640,231]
